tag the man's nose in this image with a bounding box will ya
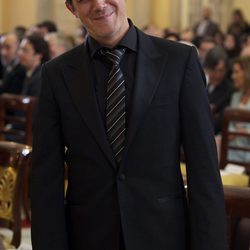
[93,0,107,9]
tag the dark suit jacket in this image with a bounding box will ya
[0,59,3,80]
[31,28,227,250]
[0,63,26,94]
[208,78,235,134]
[22,65,42,97]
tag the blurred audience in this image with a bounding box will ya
[229,56,250,162]
[197,36,216,65]
[45,32,75,59]
[37,20,58,37]
[163,29,180,42]
[141,24,164,38]
[0,32,26,94]
[227,9,249,37]
[18,35,50,97]
[204,46,234,134]
[213,30,225,47]
[193,6,219,38]
[179,28,195,43]
[13,26,27,42]
[224,32,241,60]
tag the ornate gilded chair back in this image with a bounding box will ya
[0,141,31,248]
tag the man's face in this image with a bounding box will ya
[0,34,19,66]
[66,0,129,47]
[18,39,41,70]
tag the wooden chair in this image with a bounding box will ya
[220,108,250,174]
[0,141,32,248]
[224,186,250,250]
[0,94,36,146]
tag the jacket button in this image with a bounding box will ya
[119,174,126,181]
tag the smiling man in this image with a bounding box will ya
[31,1,227,250]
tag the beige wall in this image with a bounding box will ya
[232,0,250,21]
[53,0,80,33]
[1,0,38,33]
[126,0,151,28]
[151,0,170,29]
[0,0,3,33]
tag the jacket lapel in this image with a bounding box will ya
[62,45,117,169]
[121,30,168,166]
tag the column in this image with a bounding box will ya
[37,0,54,22]
[151,0,171,28]
[2,0,38,32]
[180,0,190,30]
[126,0,150,28]
[0,0,3,33]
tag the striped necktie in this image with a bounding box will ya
[100,48,126,165]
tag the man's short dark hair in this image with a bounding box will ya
[65,0,72,4]
[25,35,50,64]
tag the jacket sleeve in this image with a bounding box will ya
[31,64,69,250]
[180,47,227,250]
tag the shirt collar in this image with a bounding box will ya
[87,19,137,58]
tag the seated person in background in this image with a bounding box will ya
[197,36,216,65]
[179,28,195,43]
[227,9,249,37]
[229,56,250,162]
[18,35,50,97]
[163,29,180,42]
[45,32,75,59]
[224,32,242,61]
[0,32,26,94]
[13,25,27,42]
[193,6,219,38]
[204,46,234,134]
[36,20,58,37]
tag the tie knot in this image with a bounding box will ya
[100,47,126,66]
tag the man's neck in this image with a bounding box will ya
[94,20,130,48]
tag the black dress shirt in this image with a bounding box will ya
[87,20,137,128]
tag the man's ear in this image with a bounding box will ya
[65,2,79,18]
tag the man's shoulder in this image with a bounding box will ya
[137,28,193,59]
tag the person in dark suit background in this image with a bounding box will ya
[18,35,50,97]
[194,6,219,38]
[204,46,235,134]
[0,32,26,94]
[31,1,227,250]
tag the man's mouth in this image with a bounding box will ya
[93,11,113,20]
